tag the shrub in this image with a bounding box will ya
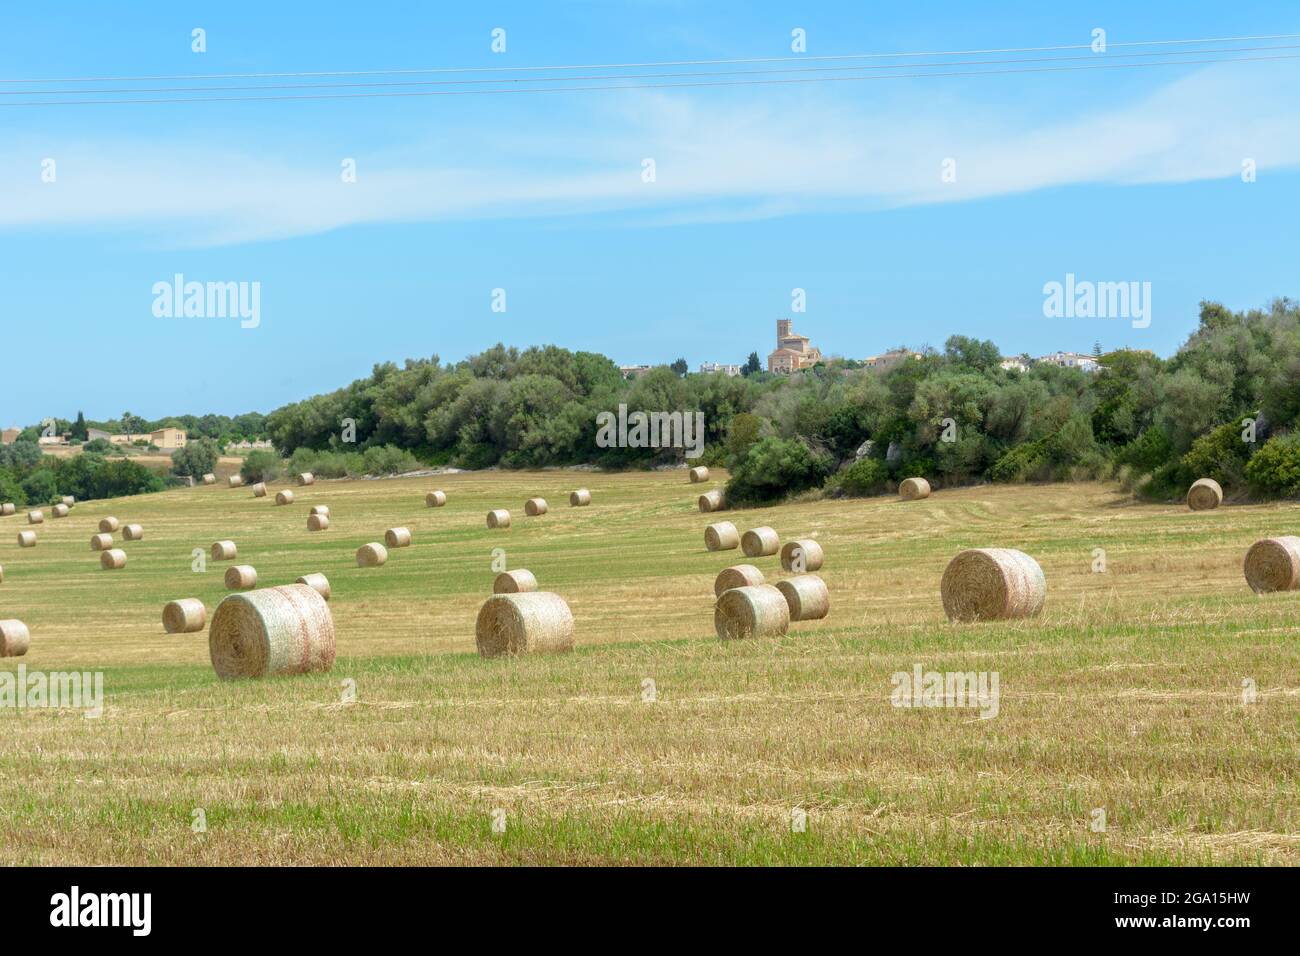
[82,438,114,455]
[240,449,284,483]
[1116,428,1174,475]
[362,444,422,475]
[725,436,833,506]
[1179,421,1251,488]
[1245,433,1300,496]
[827,457,889,497]
[20,468,59,504]
[171,438,220,478]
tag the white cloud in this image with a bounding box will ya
[1,59,1296,246]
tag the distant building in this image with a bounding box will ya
[150,427,188,449]
[0,427,20,445]
[1037,351,1101,373]
[863,348,923,373]
[37,435,69,446]
[999,357,1030,373]
[768,319,823,373]
[618,364,652,380]
[699,362,742,376]
[87,428,112,442]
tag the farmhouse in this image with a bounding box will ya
[863,348,923,372]
[0,427,19,445]
[149,427,187,449]
[768,319,823,373]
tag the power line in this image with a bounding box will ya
[4,53,1297,107]
[2,32,1298,84]
[3,44,1296,97]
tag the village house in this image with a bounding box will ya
[0,427,20,445]
[863,348,923,373]
[767,319,823,373]
[699,362,742,376]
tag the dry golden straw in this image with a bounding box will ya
[381,527,410,548]
[569,489,591,507]
[208,584,336,680]
[307,514,330,532]
[0,565,4,584]
[1243,536,1300,594]
[211,540,237,561]
[899,477,931,500]
[426,490,447,507]
[357,542,388,567]
[487,509,511,529]
[296,573,331,601]
[776,574,831,621]
[713,564,765,597]
[704,521,740,551]
[100,549,127,570]
[475,592,574,658]
[122,523,144,541]
[297,472,315,486]
[941,548,1046,622]
[28,510,43,524]
[714,584,790,641]
[52,504,69,518]
[689,466,709,483]
[697,490,725,513]
[1187,477,1223,511]
[741,526,780,558]
[493,569,538,593]
[224,565,257,590]
[228,474,245,488]
[17,531,36,548]
[202,473,216,485]
[780,539,824,572]
[275,490,295,505]
[252,482,267,498]
[0,503,14,516]
[0,620,30,657]
[309,505,329,517]
[98,516,119,533]
[90,533,112,551]
[524,497,549,516]
[61,495,75,507]
[162,598,206,634]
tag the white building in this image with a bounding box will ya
[1037,351,1101,373]
[699,362,742,376]
[618,364,652,380]
[1000,357,1030,373]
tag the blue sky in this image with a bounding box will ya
[2,1,1298,425]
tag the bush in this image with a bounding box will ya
[240,449,284,483]
[827,457,889,497]
[171,438,220,478]
[725,436,833,506]
[82,438,114,455]
[1180,421,1251,489]
[20,468,59,505]
[1245,433,1300,496]
[361,445,422,475]
[1116,428,1174,475]
[0,469,25,506]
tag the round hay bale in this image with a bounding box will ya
[714,584,790,641]
[52,503,69,518]
[61,496,75,507]
[309,505,329,517]
[275,490,295,506]
[252,482,267,498]
[1187,477,1223,511]
[17,531,36,548]
[689,466,709,483]
[100,548,127,570]
[208,584,336,680]
[211,540,237,561]
[27,510,44,524]
[0,565,4,584]
[493,569,538,594]
[569,489,591,507]
[776,574,831,621]
[122,523,144,541]
[698,489,725,513]
[713,564,765,597]
[1243,536,1300,594]
[741,526,780,558]
[297,472,315,486]
[357,542,388,567]
[307,514,330,532]
[202,473,216,485]
[780,539,825,573]
[426,490,447,508]
[228,474,244,488]
[384,527,412,548]
[98,516,119,533]
[295,573,331,601]
[899,477,931,501]
[0,620,30,657]
[487,509,511,529]
[224,565,257,590]
[704,521,740,551]
[941,548,1046,622]
[1,503,15,516]
[162,598,206,634]
[475,592,574,658]
[90,533,113,551]
[524,497,549,516]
